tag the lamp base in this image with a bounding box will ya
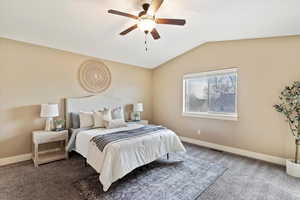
[44,118,54,131]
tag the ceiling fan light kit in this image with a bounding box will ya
[138,15,156,33]
[108,0,186,43]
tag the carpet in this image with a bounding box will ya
[74,153,227,200]
[199,170,300,200]
[1,143,299,200]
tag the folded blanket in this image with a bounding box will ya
[66,127,94,152]
[90,125,166,152]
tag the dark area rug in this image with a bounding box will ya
[73,153,227,200]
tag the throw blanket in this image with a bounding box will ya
[91,125,166,152]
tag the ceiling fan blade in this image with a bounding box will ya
[149,0,164,14]
[151,28,160,40]
[108,9,138,20]
[120,24,138,35]
[156,18,186,26]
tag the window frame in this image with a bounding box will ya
[182,68,238,121]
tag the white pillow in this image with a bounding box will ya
[93,108,112,128]
[111,106,125,120]
[104,119,128,129]
[79,111,94,128]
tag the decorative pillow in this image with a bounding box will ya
[93,108,112,128]
[104,119,128,129]
[79,111,94,128]
[70,112,80,129]
[111,106,125,120]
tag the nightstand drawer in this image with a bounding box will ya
[33,130,68,144]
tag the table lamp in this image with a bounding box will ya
[133,103,144,121]
[40,104,59,131]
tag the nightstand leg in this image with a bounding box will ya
[32,142,34,164]
[34,143,38,167]
[167,153,169,160]
[65,138,69,159]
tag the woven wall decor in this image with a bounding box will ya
[78,60,111,93]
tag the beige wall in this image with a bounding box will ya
[1,36,300,160]
[153,36,300,159]
[0,38,153,158]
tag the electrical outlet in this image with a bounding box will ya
[197,129,201,135]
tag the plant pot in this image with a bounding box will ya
[56,124,63,129]
[286,159,300,178]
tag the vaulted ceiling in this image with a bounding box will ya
[1,0,300,68]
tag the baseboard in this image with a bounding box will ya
[0,148,62,167]
[1,139,286,167]
[0,153,32,167]
[180,136,286,166]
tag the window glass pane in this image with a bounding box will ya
[185,78,209,113]
[208,73,236,113]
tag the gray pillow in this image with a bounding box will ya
[111,106,125,120]
[70,112,80,129]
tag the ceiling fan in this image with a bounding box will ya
[108,0,186,40]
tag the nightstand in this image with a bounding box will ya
[127,120,149,125]
[32,130,68,167]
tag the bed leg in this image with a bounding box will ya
[167,153,169,160]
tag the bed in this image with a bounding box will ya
[65,95,186,191]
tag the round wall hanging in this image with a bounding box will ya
[78,60,111,93]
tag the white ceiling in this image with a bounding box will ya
[1,0,300,68]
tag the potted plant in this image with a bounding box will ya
[274,81,300,177]
[54,119,65,131]
[133,112,140,121]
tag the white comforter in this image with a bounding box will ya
[74,124,186,191]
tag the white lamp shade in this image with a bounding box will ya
[40,104,59,118]
[134,103,144,112]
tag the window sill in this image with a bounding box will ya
[182,112,238,121]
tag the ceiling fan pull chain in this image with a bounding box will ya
[145,33,148,52]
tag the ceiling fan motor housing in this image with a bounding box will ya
[142,3,150,11]
[139,3,151,17]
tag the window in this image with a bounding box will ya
[183,68,238,120]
